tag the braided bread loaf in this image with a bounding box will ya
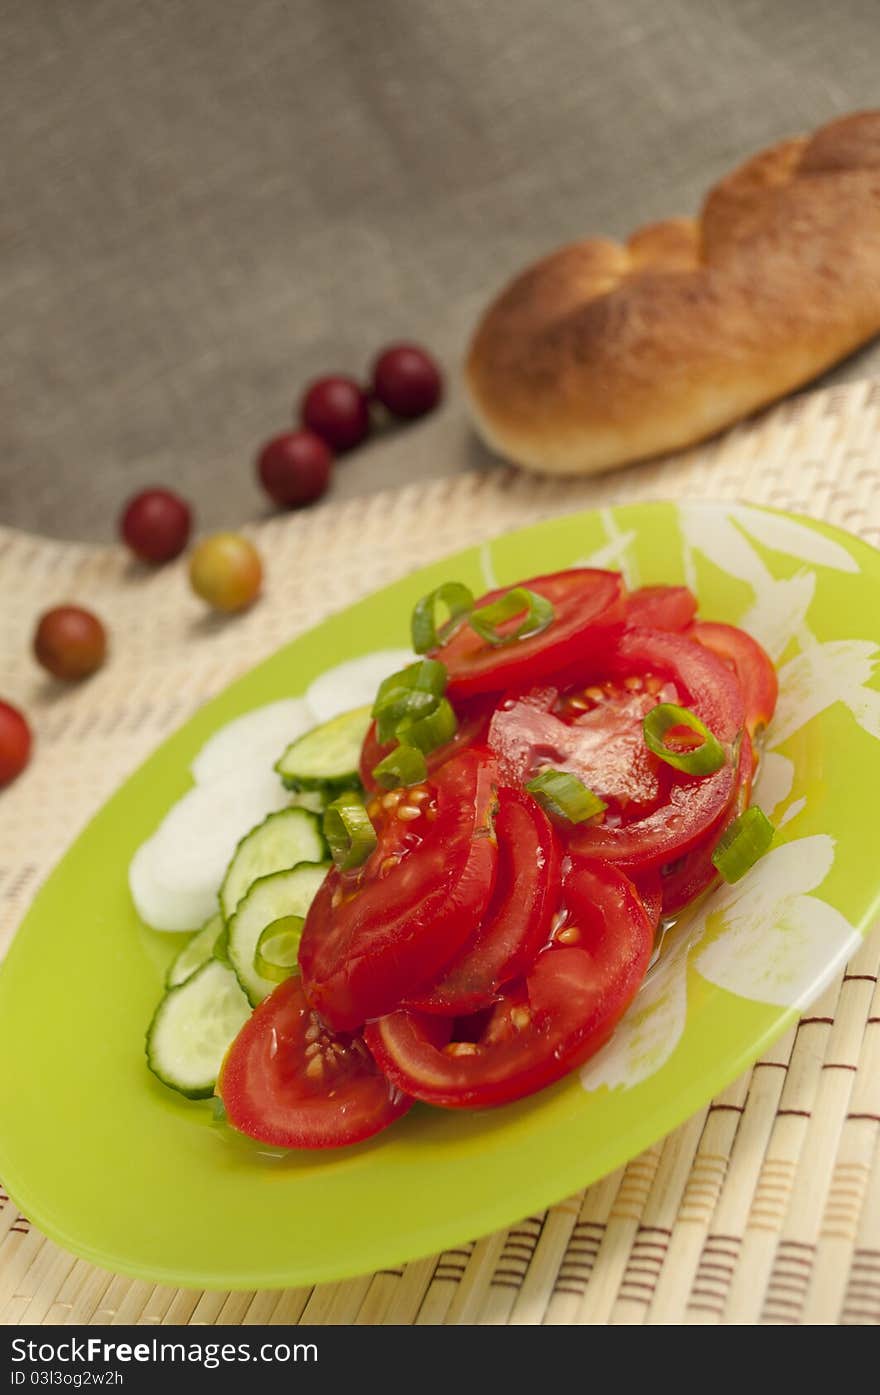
[465,111,880,476]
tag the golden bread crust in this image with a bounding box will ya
[465,112,880,475]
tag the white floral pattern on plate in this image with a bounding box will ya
[582,502,875,1094]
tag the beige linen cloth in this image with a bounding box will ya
[3,0,880,542]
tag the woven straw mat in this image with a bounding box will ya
[2,376,880,1326]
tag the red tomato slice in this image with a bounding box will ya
[660,731,756,914]
[632,869,663,930]
[299,749,499,1031]
[405,786,562,1015]
[564,627,744,871]
[359,696,493,793]
[431,569,625,700]
[625,585,697,632]
[568,761,735,871]
[688,621,778,737]
[365,858,653,1109]
[489,679,679,818]
[218,976,411,1149]
[601,628,745,741]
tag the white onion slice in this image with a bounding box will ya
[131,768,289,931]
[131,656,412,933]
[129,838,213,934]
[305,650,414,723]
[190,698,313,786]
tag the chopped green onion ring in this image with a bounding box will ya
[253,915,304,983]
[371,742,428,790]
[468,586,555,648]
[525,768,606,824]
[642,703,725,775]
[711,806,774,884]
[397,696,457,754]
[374,687,440,743]
[372,659,449,743]
[374,658,447,707]
[323,791,378,870]
[411,583,474,654]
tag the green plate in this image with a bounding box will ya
[1,500,879,1290]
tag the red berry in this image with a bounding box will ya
[257,431,333,509]
[0,700,32,787]
[300,376,370,452]
[33,606,107,682]
[372,343,443,419]
[120,488,192,564]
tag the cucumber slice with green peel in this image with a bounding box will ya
[166,913,224,988]
[213,921,230,966]
[288,789,329,815]
[275,706,372,794]
[146,959,251,1099]
[219,807,325,921]
[228,862,329,1005]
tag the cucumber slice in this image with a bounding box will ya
[228,862,329,1005]
[166,913,224,988]
[275,706,372,794]
[146,959,251,1099]
[213,921,230,966]
[289,789,329,815]
[219,807,325,921]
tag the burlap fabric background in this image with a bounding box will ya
[3,0,880,540]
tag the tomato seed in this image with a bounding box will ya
[556,925,581,945]
[382,790,403,809]
[585,686,605,703]
[510,1007,531,1029]
[444,1041,479,1057]
[397,805,421,821]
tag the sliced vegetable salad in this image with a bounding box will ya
[136,568,778,1147]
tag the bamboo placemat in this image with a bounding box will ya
[2,377,880,1325]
